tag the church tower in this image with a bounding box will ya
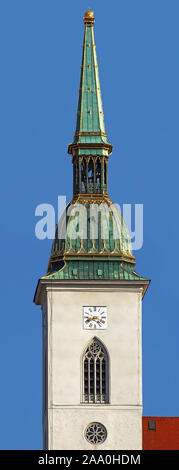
[34,10,150,450]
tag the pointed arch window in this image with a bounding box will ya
[81,158,87,192]
[82,337,109,404]
[88,157,94,193]
[95,158,101,192]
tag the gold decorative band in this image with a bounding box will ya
[83,10,95,24]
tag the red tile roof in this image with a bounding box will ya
[143,417,179,450]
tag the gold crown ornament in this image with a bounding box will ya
[83,9,95,24]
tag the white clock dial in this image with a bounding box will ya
[83,306,107,329]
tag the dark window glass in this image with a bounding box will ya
[82,338,109,404]
[148,420,156,431]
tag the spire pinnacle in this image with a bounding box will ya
[83,9,95,24]
[68,10,112,158]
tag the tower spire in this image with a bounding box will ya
[68,10,112,195]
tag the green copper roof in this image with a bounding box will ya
[68,12,112,155]
[47,197,135,276]
[75,24,106,140]
[34,11,150,296]
[44,260,149,283]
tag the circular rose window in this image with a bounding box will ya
[84,422,107,444]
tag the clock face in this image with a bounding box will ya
[83,306,107,329]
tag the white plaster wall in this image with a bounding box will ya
[47,287,142,406]
[49,407,142,450]
[45,284,143,449]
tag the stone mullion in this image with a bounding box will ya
[100,358,103,403]
[76,161,78,192]
[86,157,89,193]
[78,157,82,193]
[82,359,85,402]
[105,357,108,403]
[88,358,90,403]
[105,159,108,194]
[73,163,75,194]
[101,157,104,194]
[73,160,77,194]
[93,157,97,193]
[94,357,97,403]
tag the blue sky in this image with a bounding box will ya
[0,0,179,449]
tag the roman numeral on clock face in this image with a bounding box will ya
[83,307,107,329]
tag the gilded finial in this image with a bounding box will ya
[83,9,95,24]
